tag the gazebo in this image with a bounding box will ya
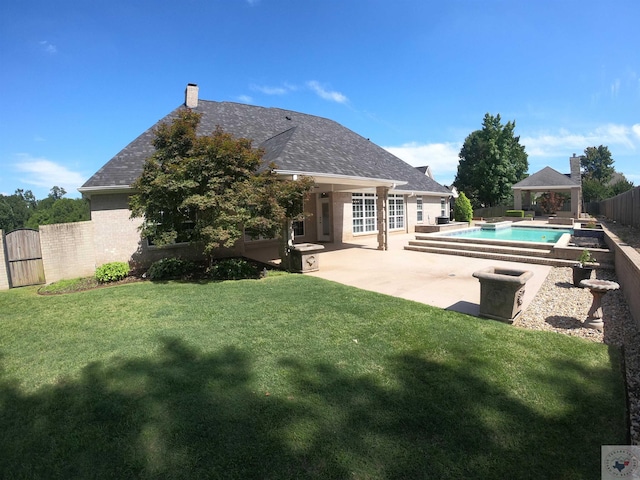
[512,155,582,218]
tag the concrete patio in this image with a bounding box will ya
[247,232,552,318]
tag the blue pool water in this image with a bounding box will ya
[441,226,572,243]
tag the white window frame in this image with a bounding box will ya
[416,196,423,223]
[388,194,405,230]
[352,193,377,234]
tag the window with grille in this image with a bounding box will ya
[352,193,377,233]
[389,194,405,230]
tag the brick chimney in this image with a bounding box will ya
[570,153,581,183]
[185,83,199,108]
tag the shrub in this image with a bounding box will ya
[453,192,473,222]
[209,258,258,280]
[537,191,566,214]
[95,262,130,283]
[578,249,596,265]
[146,257,195,281]
[505,210,524,218]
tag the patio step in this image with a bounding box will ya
[408,239,553,258]
[413,234,552,250]
[404,242,576,267]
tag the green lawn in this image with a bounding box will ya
[0,275,627,479]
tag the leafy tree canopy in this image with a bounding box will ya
[581,145,614,183]
[0,191,33,231]
[129,109,314,260]
[582,172,634,202]
[581,177,610,203]
[0,187,88,232]
[579,146,634,202]
[25,197,90,229]
[609,175,634,197]
[453,113,528,209]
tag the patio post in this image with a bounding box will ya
[376,187,389,250]
[571,187,581,218]
[514,189,523,210]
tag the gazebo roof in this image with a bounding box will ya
[512,166,580,189]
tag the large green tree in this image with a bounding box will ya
[453,113,528,208]
[581,145,614,183]
[0,189,37,231]
[579,146,634,202]
[25,197,90,229]
[609,175,634,197]
[0,187,89,231]
[129,109,314,265]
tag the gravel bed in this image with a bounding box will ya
[514,266,639,445]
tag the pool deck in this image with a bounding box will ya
[247,228,552,318]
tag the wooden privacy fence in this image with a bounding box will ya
[598,186,640,228]
[4,229,45,287]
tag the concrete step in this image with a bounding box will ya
[404,244,579,267]
[408,239,553,258]
[414,234,552,250]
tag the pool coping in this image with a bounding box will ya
[416,224,614,266]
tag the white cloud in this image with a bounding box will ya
[14,155,86,193]
[521,123,640,158]
[250,84,289,95]
[383,142,461,185]
[237,94,253,103]
[306,81,348,104]
[39,40,57,54]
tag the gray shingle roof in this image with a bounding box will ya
[512,166,580,188]
[82,100,450,195]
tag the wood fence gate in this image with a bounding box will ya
[5,229,45,287]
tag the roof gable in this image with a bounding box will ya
[82,100,450,195]
[512,166,580,189]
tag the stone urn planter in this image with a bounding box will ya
[472,267,534,323]
[288,243,325,273]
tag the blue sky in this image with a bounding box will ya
[1,0,639,199]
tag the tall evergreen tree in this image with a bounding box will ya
[581,145,614,183]
[453,113,528,208]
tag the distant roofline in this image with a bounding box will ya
[512,184,581,190]
[274,169,408,188]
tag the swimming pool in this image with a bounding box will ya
[440,225,572,243]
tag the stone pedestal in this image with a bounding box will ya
[288,243,325,273]
[579,279,620,330]
[473,267,534,323]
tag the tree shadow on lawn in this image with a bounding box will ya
[0,338,625,479]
